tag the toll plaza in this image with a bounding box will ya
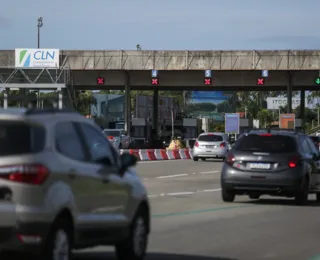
[1,49,320,133]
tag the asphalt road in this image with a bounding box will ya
[77,159,320,260]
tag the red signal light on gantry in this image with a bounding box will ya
[151,78,159,85]
[97,77,105,85]
[257,78,265,85]
[204,78,212,85]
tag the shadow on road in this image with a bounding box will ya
[74,252,237,260]
[244,198,320,206]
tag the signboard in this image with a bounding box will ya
[225,113,240,134]
[266,97,312,109]
[279,114,295,129]
[15,48,59,68]
[262,70,268,77]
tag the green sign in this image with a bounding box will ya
[315,77,320,85]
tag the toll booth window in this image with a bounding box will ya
[133,127,145,138]
[185,128,196,138]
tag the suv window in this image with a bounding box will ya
[55,122,86,161]
[198,134,223,142]
[234,134,297,153]
[0,120,45,156]
[305,136,319,154]
[78,123,118,165]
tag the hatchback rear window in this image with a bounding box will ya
[234,134,297,153]
[0,121,45,156]
[198,134,223,142]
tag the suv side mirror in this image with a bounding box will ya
[119,153,138,174]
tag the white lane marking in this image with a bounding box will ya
[147,189,221,198]
[199,171,220,174]
[167,192,195,196]
[156,173,188,179]
[139,160,185,164]
[202,189,221,192]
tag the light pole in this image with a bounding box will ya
[37,17,43,48]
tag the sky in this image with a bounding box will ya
[1,0,320,50]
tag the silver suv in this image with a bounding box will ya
[0,108,150,260]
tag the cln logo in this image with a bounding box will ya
[15,48,59,68]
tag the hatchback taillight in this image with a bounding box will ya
[0,164,49,185]
[220,142,226,148]
[226,153,235,165]
[288,155,300,168]
[194,141,199,147]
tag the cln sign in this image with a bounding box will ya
[15,49,60,68]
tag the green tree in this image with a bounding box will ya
[257,109,273,127]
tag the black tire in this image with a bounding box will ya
[42,218,72,260]
[115,208,149,260]
[201,158,206,161]
[249,194,260,199]
[222,188,235,202]
[295,178,309,205]
[316,192,320,202]
[193,157,198,161]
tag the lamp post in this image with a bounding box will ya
[37,17,43,48]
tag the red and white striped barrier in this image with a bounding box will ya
[119,149,193,161]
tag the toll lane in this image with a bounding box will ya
[74,160,320,260]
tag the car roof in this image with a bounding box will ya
[103,129,123,131]
[200,132,225,136]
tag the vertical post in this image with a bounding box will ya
[124,72,131,136]
[37,26,40,48]
[3,89,8,109]
[287,72,292,113]
[318,107,320,126]
[58,89,62,109]
[300,90,305,127]
[152,89,158,132]
[171,109,174,139]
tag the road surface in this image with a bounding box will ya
[75,159,320,260]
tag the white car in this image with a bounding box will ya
[192,132,230,161]
[103,129,133,149]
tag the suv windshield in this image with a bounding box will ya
[198,134,223,142]
[104,130,121,137]
[0,121,45,156]
[234,134,297,153]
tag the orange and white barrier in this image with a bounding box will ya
[119,149,192,161]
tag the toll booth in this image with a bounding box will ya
[131,118,151,147]
[183,118,202,148]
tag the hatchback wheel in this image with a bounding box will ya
[222,188,235,202]
[316,192,320,202]
[115,209,148,260]
[295,178,309,205]
[43,219,71,260]
[193,157,198,161]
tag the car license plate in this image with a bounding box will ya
[249,163,270,169]
[206,145,214,148]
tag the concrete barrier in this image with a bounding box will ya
[119,149,192,161]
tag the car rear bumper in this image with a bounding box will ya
[221,164,304,195]
[193,147,228,157]
[0,203,51,254]
[0,221,50,254]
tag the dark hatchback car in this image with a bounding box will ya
[221,129,320,205]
